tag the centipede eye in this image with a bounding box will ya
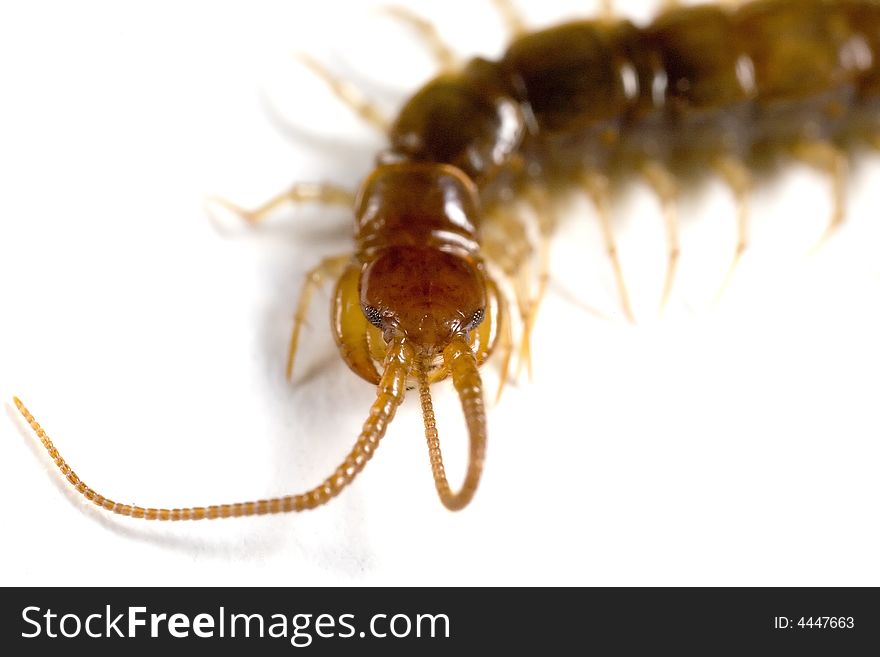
[363,305,384,329]
[467,308,485,330]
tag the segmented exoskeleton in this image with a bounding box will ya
[15,0,880,517]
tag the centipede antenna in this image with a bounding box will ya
[491,0,527,37]
[713,155,752,301]
[640,160,680,315]
[417,338,487,511]
[206,183,354,227]
[296,54,390,133]
[790,140,849,251]
[381,6,458,72]
[13,343,410,519]
[581,170,637,324]
[287,254,352,381]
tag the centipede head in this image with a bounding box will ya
[361,245,487,355]
[356,245,491,510]
[328,163,499,510]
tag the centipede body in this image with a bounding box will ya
[1,0,879,585]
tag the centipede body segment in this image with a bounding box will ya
[15,0,880,518]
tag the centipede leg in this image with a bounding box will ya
[581,170,636,324]
[480,206,537,380]
[381,7,457,71]
[640,160,680,315]
[494,287,514,402]
[207,183,354,226]
[296,54,390,132]
[513,183,557,380]
[790,140,848,249]
[287,254,353,380]
[491,0,527,37]
[713,155,752,300]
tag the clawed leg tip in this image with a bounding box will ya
[809,223,843,256]
[292,51,312,66]
[285,357,298,383]
[203,196,256,231]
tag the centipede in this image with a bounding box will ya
[10,0,880,527]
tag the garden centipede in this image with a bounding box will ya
[12,0,880,521]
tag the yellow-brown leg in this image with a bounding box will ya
[492,282,514,403]
[288,254,353,381]
[208,183,354,226]
[581,170,636,324]
[381,6,458,71]
[296,54,390,133]
[713,154,751,300]
[790,139,848,249]
[492,0,527,37]
[480,206,535,378]
[640,159,680,314]
[481,209,533,281]
[514,183,557,379]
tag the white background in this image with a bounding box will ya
[1,0,878,586]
